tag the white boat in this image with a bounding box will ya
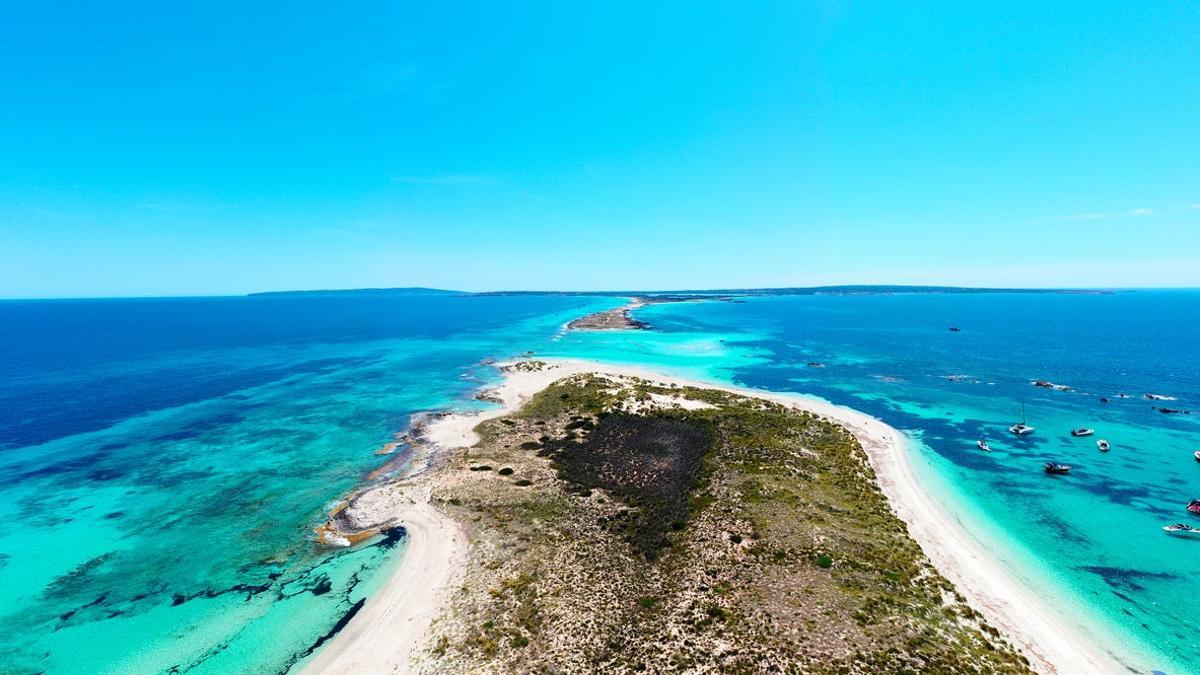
[1096,439,1110,451]
[1163,523,1200,536]
[1010,403,1035,435]
[1071,427,1094,437]
[1194,450,1200,463]
[977,439,991,452]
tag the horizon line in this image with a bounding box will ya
[4,283,1200,302]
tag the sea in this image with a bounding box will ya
[1,291,1196,673]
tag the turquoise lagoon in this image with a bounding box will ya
[1,291,1197,673]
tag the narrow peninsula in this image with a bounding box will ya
[567,295,727,331]
[567,298,652,330]
[302,359,1127,673]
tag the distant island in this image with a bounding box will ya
[247,287,463,298]
[567,296,732,331]
[249,285,1113,298]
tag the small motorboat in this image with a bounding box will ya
[977,439,991,452]
[949,327,962,332]
[1194,450,1200,462]
[1163,523,1200,536]
[1010,402,1035,435]
[1096,439,1110,452]
[1188,499,1200,516]
[1044,462,1072,475]
[1071,428,1094,437]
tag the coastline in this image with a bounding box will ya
[305,357,1125,674]
[863,422,1132,675]
[298,485,468,674]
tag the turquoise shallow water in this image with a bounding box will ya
[549,292,1199,674]
[2,291,1197,673]
[0,294,619,673]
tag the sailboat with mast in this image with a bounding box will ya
[1010,401,1036,435]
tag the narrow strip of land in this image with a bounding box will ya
[304,358,1128,674]
[566,298,651,330]
[566,295,730,330]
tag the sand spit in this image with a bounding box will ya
[566,297,651,330]
[304,358,1125,674]
[566,295,731,331]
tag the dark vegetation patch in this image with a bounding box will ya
[539,413,713,558]
[1076,565,1182,592]
[295,598,366,660]
[13,452,106,484]
[434,372,1032,673]
[43,552,116,598]
[1032,511,1090,545]
[371,526,407,550]
[153,429,200,442]
[170,580,274,607]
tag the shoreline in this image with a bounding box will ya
[305,357,1126,674]
[299,484,468,674]
[864,422,1134,675]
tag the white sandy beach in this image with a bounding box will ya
[305,357,1125,675]
[299,484,468,674]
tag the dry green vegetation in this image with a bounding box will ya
[421,374,1031,673]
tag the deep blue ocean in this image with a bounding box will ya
[0,294,615,673]
[1,291,1197,673]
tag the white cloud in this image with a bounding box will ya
[1050,208,1154,222]
[390,174,499,186]
[137,202,190,213]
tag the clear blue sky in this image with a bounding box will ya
[1,2,1197,297]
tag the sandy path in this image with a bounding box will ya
[304,357,1126,674]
